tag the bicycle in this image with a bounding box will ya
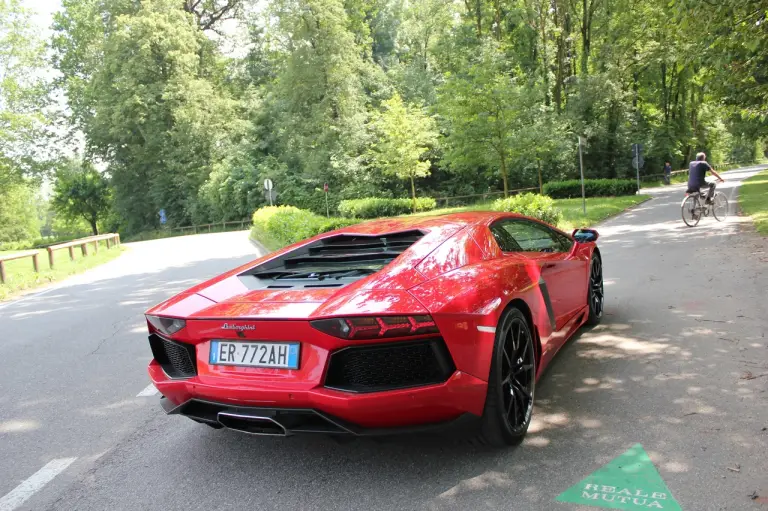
[680,185,728,227]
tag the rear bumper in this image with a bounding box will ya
[161,397,482,437]
[149,361,487,430]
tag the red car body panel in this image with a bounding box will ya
[145,212,597,432]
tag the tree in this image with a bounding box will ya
[439,43,542,196]
[0,181,39,244]
[1,0,53,186]
[368,93,438,207]
[52,161,112,236]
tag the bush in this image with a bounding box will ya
[312,218,361,236]
[338,197,436,219]
[543,179,637,199]
[250,206,360,250]
[491,193,563,226]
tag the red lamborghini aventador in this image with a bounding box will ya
[145,212,603,446]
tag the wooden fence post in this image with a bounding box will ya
[32,253,39,272]
[48,248,55,269]
[68,246,75,261]
[81,243,88,256]
[0,260,5,284]
[93,240,99,254]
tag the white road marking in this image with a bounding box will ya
[476,326,496,333]
[136,384,159,397]
[0,457,77,511]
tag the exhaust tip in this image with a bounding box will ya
[217,412,288,436]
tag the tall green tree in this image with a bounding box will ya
[368,93,438,207]
[76,0,239,232]
[439,43,544,195]
[1,0,52,186]
[52,161,112,236]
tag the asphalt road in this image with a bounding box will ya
[1,166,767,511]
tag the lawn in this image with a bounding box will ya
[0,241,125,301]
[739,170,768,235]
[412,195,651,232]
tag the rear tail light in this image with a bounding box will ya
[146,315,186,336]
[311,315,439,340]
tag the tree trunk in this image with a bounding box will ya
[410,176,417,212]
[661,62,668,121]
[89,217,99,236]
[553,0,565,113]
[538,160,543,194]
[494,0,501,40]
[580,0,590,75]
[475,0,482,37]
[632,49,639,109]
[539,1,550,106]
[500,152,509,197]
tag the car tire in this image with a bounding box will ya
[475,307,536,447]
[585,253,604,326]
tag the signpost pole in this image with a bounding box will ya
[635,145,640,192]
[578,136,586,215]
[324,183,329,218]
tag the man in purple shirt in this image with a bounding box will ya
[687,152,724,203]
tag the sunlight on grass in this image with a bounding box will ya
[739,170,768,235]
[410,195,650,231]
[0,242,125,301]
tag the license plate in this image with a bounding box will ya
[209,341,300,369]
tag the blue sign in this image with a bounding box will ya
[159,209,167,225]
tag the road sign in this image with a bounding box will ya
[556,444,681,510]
[265,189,277,205]
[323,183,328,193]
[631,143,643,154]
[264,178,273,191]
[159,209,167,225]
[632,155,645,169]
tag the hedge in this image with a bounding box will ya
[543,179,637,199]
[338,197,436,219]
[250,206,359,250]
[491,193,563,225]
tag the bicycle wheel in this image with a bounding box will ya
[712,192,728,221]
[681,195,701,227]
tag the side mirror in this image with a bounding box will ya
[572,228,599,243]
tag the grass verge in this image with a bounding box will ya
[0,242,125,301]
[739,170,768,235]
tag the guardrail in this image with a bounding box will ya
[165,219,252,236]
[0,250,42,284]
[47,233,121,269]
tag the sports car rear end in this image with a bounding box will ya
[145,219,495,436]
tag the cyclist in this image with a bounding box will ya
[687,152,724,203]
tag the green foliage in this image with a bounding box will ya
[739,170,768,235]
[48,0,768,241]
[51,161,112,235]
[1,0,55,189]
[368,92,438,200]
[543,179,638,199]
[338,197,436,218]
[0,181,39,243]
[491,193,563,226]
[250,206,360,250]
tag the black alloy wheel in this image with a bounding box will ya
[477,307,536,446]
[586,254,604,325]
